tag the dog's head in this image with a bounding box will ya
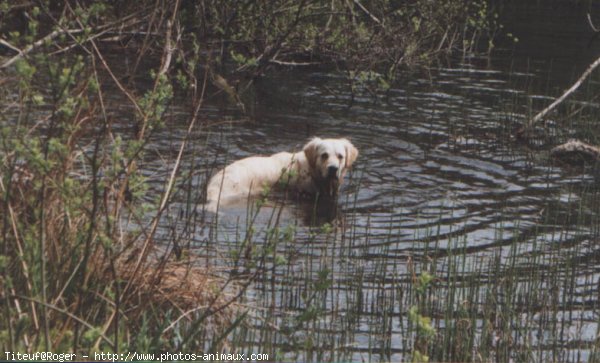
[303,137,359,195]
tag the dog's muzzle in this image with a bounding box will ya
[327,166,339,179]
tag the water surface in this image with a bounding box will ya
[131,2,600,361]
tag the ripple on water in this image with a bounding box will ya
[135,52,600,360]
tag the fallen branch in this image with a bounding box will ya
[524,54,600,132]
[551,139,600,161]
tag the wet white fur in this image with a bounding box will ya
[206,137,358,211]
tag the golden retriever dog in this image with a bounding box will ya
[206,137,358,211]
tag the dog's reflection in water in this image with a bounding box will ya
[300,183,342,226]
[204,190,342,229]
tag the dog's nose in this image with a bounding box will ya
[327,165,339,178]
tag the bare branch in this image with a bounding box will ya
[0,38,23,53]
[353,0,381,25]
[13,295,115,347]
[269,59,322,66]
[588,13,599,33]
[525,54,600,131]
[0,28,84,68]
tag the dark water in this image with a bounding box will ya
[130,2,600,361]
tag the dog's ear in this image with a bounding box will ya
[343,139,358,168]
[303,137,321,171]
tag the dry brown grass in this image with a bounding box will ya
[118,255,242,349]
[115,254,239,324]
[1,154,240,349]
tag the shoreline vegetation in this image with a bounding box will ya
[0,0,505,360]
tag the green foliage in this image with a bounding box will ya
[230,50,257,68]
[0,1,206,356]
[320,222,333,234]
[415,271,434,295]
[81,327,102,345]
[139,71,173,129]
[0,0,501,359]
[278,168,297,188]
[182,0,498,100]
[408,306,436,338]
[412,349,430,363]
[409,272,437,362]
[14,59,36,89]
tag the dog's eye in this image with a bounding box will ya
[321,153,329,160]
[337,153,343,160]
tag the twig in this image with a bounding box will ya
[162,306,207,333]
[525,54,600,131]
[0,28,83,68]
[131,0,163,77]
[42,3,144,116]
[158,19,176,78]
[0,38,22,53]
[9,288,30,349]
[588,13,599,33]
[352,0,381,25]
[269,59,321,66]
[0,178,40,332]
[13,295,114,347]
[88,41,144,116]
[48,19,147,56]
[120,0,184,299]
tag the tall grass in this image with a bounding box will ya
[0,1,252,356]
[225,185,600,362]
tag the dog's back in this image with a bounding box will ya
[205,152,295,211]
